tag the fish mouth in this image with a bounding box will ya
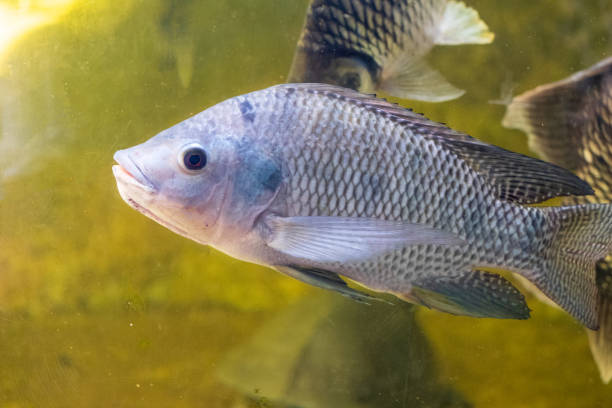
[112,171,192,239]
[112,150,156,192]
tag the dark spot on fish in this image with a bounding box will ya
[239,99,256,123]
[262,167,282,191]
[249,157,282,193]
[234,141,282,202]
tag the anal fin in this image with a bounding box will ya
[275,265,381,304]
[409,270,530,320]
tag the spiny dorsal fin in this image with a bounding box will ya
[284,83,594,204]
[438,137,594,204]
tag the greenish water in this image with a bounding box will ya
[0,0,611,406]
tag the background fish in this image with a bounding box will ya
[503,57,612,383]
[288,0,494,102]
[113,83,612,331]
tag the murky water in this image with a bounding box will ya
[1,0,611,406]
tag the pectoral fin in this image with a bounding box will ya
[409,270,530,320]
[379,58,465,102]
[275,265,379,304]
[263,214,464,264]
[375,0,493,102]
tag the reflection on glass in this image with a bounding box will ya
[219,292,469,408]
[0,0,76,62]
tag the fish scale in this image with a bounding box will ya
[254,86,535,284]
[296,0,443,68]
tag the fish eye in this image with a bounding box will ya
[179,144,207,172]
[339,72,361,91]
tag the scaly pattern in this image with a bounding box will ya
[297,0,443,65]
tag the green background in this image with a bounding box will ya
[0,0,611,406]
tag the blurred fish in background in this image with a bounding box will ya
[218,292,470,408]
[503,56,612,383]
[288,0,494,102]
[158,0,196,89]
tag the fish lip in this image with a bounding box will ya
[112,150,156,191]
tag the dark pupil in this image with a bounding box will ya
[184,148,207,170]
[340,72,361,91]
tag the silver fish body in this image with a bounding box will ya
[503,56,612,382]
[114,83,612,330]
[288,0,494,101]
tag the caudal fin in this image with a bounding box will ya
[502,57,612,170]
[587,259,612,383]
[435,1,495,45]
[533,204,612,330]
[502,83,583,171]
[378,0,494,102]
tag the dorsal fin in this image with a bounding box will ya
[282,83,594,204]
[437,138,594,204]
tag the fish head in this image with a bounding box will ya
[112,108,241,245]
[112,99,284,249]
[288,49,377,93]
[329,56,376,92]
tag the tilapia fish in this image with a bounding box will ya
[288,0,494,102]
[503,57,612,383]
[113,83,612,331]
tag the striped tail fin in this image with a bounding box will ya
[533,204,612,330]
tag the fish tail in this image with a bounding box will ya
[587,260,612,383]
[435,1,495,45]
[531,204,612,330]
[378,0,493,102]
[503,58,612,165]
[502,81,581,169]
